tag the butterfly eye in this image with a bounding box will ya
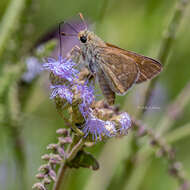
[80,36,87,43]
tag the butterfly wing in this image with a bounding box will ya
[106,43,163,83]
[98,47,139,95]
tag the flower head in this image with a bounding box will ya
[43,57,78,83]
[82,114,116,141]
[118,112,132,135]
[76,81,95,118]
[50,85,73,104]
[77,82,95,106]
[104,121,117,136]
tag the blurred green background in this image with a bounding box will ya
[0,0,190,190]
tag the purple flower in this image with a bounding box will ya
[22,57,42,82]
[50,85,73,104]
[77,82,95,118]
[79,103,91,119]
[77,82,95,105]
[118,113,131,135]
[104,121,117,136]
[43,57,78,82]
[82,114,116,141]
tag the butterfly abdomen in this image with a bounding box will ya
[97,69,115,105]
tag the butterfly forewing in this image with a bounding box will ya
[105,43,162,84]
[98,47,139,95]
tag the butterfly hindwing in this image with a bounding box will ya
[105,43,162,84]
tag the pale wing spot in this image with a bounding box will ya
[150,64,162,72]
[141,59,145,65]
[151,61,162,70]
[138,71,148,80]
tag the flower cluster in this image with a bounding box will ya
[32,129,72,190]
[43,56,132,142]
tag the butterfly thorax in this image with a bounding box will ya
[78,30,106,74]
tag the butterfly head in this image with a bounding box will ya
[61,13,106,50]
[78,30,89,43]
[78,29,105,48]
[78,30,95,44]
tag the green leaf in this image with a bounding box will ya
[67,150,99,170]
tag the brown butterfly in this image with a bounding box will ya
[63,13,162,105]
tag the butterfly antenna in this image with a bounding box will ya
[61,32,76,37]
[79,12,87,29]
[58,21,64,58]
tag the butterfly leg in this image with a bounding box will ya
[68,46,96,85]
[67,45,84,64]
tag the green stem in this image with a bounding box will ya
[67,138,85,161]
[143,0,189,108]
[166,123,190,143]
[157,0,189,64]
[0,0,26,59]
[156,82,190,134]
[52,137,85,190]
[52,163,68,190]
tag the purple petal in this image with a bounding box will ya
[50,85,73,104]
[43,58,78,82]
[82,114,116,141]
[118,113,132,135]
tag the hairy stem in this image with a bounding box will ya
[67,138,85,161]
[53,137,85,190]
[52,164,68,190]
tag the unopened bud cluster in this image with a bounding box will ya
[32,129,72,190]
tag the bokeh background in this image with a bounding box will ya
[0,0,190,190]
